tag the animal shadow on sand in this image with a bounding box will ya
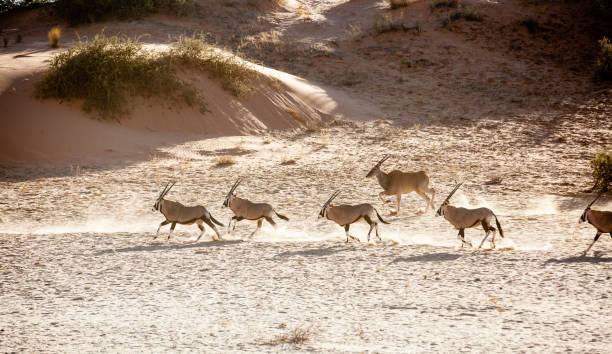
[389,252,462,265]
[545,252,612,264]
[274,245,350,258]
[94,240,243,256]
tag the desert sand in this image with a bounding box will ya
[1,0,612,352]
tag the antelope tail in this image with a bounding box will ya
[274,210,289,221]
[375,209,390,224]
[210,214,224,227]
[493,213,504,238]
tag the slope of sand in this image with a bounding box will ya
[1,0,612,352]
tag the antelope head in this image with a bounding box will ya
[436,182,463,217]
[223,178,241,208]
[318,191,340,219]
[366,155,390,178]
[153,181,175,211]
[579,192,602,223]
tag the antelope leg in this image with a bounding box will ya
[364,215,374,243]
[265,216,276,228]
[249,219,263,238]
[203,218,222,241]
[416,191,430,214]
[196,224,205,242]
[490,227,497,249]
[478,221,490,249]
[154,220,170,239]
[583,231,602,256]
[167,222,176,241]
[396,194,401,216]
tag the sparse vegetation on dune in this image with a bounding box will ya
[172,34,257,98]
[36,33,258,120]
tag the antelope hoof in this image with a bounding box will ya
[416,208,426,215]
[390,210,398,216]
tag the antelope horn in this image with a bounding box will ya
[586,192,603,209]
[157,182,170,201]
[442,182,463,204]
[376,155,390,167]
[226,178,241,199]
[323,190,340,208]
[162,181,176,199]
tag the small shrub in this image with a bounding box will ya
[2,35,7,48]
[17,34,22,43]
[48,26,61,48]
[286,108,305,123]
[263,326,314,345]
[388,0,409,9]
[590,152,612,192]
[214,156,236,167]
[595,37,612,81]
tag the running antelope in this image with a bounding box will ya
[366,155,436,215]
[436,182,504,248]
[222,179,289,237]
[318,191,390,243]
[152,182,224,241]
[579,193,612,256]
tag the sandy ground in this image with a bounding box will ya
[2,121,612,352]
[1,0,612,352]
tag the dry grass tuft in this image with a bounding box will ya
[286,108,305,123]
[263,326,314,345]
[280,157,297,165]
[214,156,236,167]
[48,27,61,48]
[484,176,503,185]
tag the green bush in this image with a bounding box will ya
[36,33,258,120]
[595,37,612,81]
[36,34,199,120]
[172,34,257,97]
[591,152,612,192]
